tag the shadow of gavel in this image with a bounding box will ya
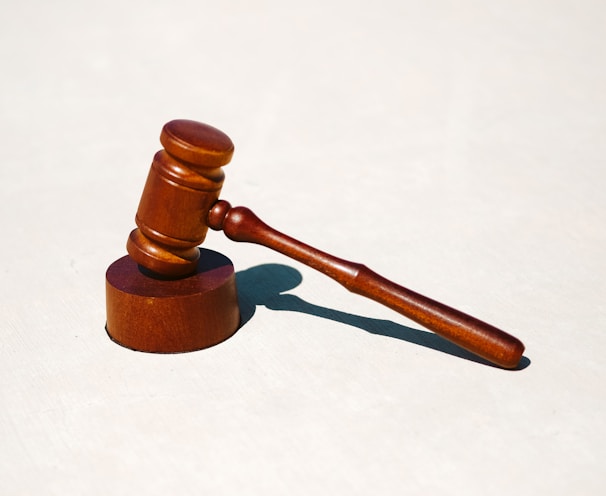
[106,119,525,369]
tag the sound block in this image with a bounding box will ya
[105,248,240,353]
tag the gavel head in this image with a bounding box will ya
[126,120,234,277]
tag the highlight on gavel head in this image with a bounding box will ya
[105,120,240,353]
[126,119,234,277]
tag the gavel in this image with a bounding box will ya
[105,119,525,368]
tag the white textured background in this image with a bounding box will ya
[1,1,605,494]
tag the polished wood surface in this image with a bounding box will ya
[106,248,240,353]
[112,119,524,367]
[126,120,233,277]
[208,201,524,369]
[108,120,239,352]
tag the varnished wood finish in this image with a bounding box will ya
[126,120,233,277]
[107,120,239,353]
[208,201,525,369]
[106,248,240,353]
[110,119,525,367]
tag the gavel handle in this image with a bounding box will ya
[208,201,525,369]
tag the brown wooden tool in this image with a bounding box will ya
[106,119,525,368]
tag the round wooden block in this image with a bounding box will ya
[105,248,240,353]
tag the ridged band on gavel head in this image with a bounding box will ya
[126,120,234,277]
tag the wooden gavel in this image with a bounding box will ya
[107,119,525,368]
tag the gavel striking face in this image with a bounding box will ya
[110,119,525,369]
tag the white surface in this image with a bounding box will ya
[1,0,605,494]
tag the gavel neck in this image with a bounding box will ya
[209,200,359,280]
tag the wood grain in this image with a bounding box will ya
[208,201,525,369]
[105,248,240,353]
[116,119,524,367]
